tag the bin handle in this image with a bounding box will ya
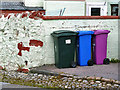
[93,44,95,47]
[92,44,95,53]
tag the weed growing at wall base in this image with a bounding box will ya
[110,58,120,63]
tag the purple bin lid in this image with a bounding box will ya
[93,30,110,35]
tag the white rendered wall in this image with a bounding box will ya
[86,0,119,16]
[86,2,108,16]
[44,19,118,65]
[24,0,44,7]
[44,1,85,16]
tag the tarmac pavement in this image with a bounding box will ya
[1,82,49,90]
[52,63,119,80]
[1,82,37,89]
[31,63,119,80]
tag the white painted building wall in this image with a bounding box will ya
[7,0,118,16]
[0,0,23,2]
[85,0,119,16]
[86,2,108,16]
[86,0,119,2]
[44,1,85,16]
[0,14,118,70]
[24,0,44,7]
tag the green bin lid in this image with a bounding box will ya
[51,30,78,37]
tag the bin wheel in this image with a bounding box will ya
[87,59,94,66]
[71,62,77,68]
[103,58,110,64]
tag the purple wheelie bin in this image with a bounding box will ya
[92,30,110,65]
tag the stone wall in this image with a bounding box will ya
[0,13,118,70]
[0,12,45,70]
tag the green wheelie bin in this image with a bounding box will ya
[51,30,78,68]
